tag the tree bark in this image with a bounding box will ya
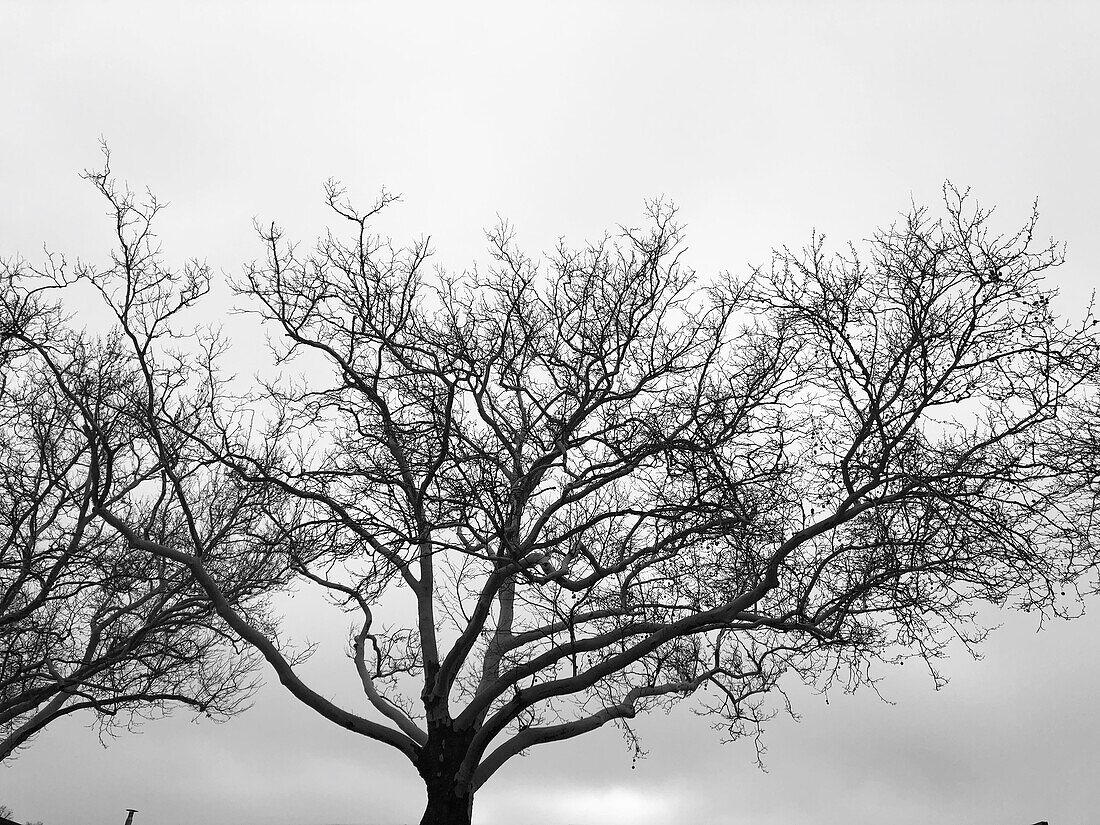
[417,722,476,825]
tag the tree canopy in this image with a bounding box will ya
[3,157,1099,824]
[0,165,267,761]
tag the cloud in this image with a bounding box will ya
[477,782,688,825]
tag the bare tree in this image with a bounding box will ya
[15,158,1100,824]
[0,164,269,761]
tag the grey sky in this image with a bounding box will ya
[2,2,1099,824]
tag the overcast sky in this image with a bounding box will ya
[2,2,1099,824]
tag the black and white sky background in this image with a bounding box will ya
[2,3,1099,824]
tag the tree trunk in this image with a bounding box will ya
[417,721,476,825]
[419,780,474,825]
